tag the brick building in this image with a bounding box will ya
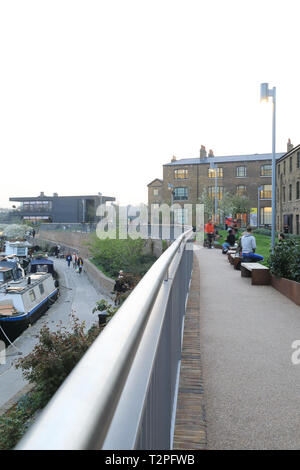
[276,140,300,234]
[148,146,285,226]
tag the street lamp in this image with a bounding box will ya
[257,185,263,228]
[209,162,218,224]
[260,82,276,250]
[168,183,174,226]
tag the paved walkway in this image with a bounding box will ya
[197,246,300,449]
[0,258,110,412]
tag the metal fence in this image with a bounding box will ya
[16,228,194,450]
[39,222,192,240]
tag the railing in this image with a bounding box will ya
[39,223,192,240]
[16,228,194,450]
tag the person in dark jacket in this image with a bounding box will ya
[222,229,236,254]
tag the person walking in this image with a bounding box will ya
[66,253,72,268]
[204,219,215,248]
[241,226,264,262]
[77,256,83,274]
[72,252,77,269]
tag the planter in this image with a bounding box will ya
[271,275,300,307]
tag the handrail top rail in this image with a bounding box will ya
[17,228,193,450]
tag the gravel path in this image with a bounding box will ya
[197,246,300,450]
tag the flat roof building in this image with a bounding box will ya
[9,192,115,224]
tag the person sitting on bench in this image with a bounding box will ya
[222,229,236,254]
[241,226,264,262]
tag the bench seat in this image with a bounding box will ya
[240,262,270,285]
[228,252,242,269]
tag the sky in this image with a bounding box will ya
[0,0,299,208]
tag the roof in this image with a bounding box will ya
[276,144,300,163]
[9,195,115,202]
[147,178,163,187]
[164,152,285,166]
[30,258,53,265]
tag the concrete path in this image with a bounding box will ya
[0,258,111,410]
[197,246,300,450]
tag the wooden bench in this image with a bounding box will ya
[228,252,242,269]
[240,262,270,285]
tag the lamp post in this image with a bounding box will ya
[260,83,276,250]
[168,183,175,227]
[257,185,263,228]
[209,162,218,224]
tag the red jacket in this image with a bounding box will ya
[205,223,215,234]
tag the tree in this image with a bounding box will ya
[198,188,214,220]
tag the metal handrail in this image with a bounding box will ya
[16,228,193,450]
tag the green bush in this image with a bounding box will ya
[268,239,300,282]
[89,235,157,278]
[16,316,101,409]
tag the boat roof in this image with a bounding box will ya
[0,267,13,273]
[30,258,53,265]
[0,272,51,294]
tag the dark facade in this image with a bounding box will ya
[10,192,115,223]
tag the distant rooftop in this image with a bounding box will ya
[9,192,115,202]
[164,152,285,166]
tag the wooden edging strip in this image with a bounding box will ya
[173,250,207,450]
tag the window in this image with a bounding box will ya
[290,157,293,172]
[283,161,286,175]
[236,166,247,177]
[297,215,300,235]
[236,185,246,196]
[282,186,286,203]
[260,185,272,199]
[297,182,300,200]
[289,184,292,201]
[208,186,224,200]
[208,167,223,178]
[153,189,159,196]
[174,169,188,179]
[260,207,272,225]
[278,164,280,176]
[260,164,272,177]
[297,152,300,169]
[22,200,52,213]
[173,187,188,201]
[39,283,45,295]
[29,290,36,302]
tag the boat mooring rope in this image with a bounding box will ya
[0,325,23,355]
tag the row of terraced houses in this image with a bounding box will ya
[148,140,300,234]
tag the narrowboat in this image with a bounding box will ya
[0,272,59,345]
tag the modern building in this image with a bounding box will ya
[276,140,300,234]
[9,192,115,224]
[148,145,286,226]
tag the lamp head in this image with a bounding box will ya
[260,83,269,103]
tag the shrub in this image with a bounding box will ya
[16,316,101,409]
[89,235,157,278]
[268,239,300,282]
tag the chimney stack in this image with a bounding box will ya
[208,149,214,157]
[287,139,293,152]
[171,155,177,162]
[40,192,45,197]
[200,145,207,160]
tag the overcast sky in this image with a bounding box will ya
[0,0,299,208]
